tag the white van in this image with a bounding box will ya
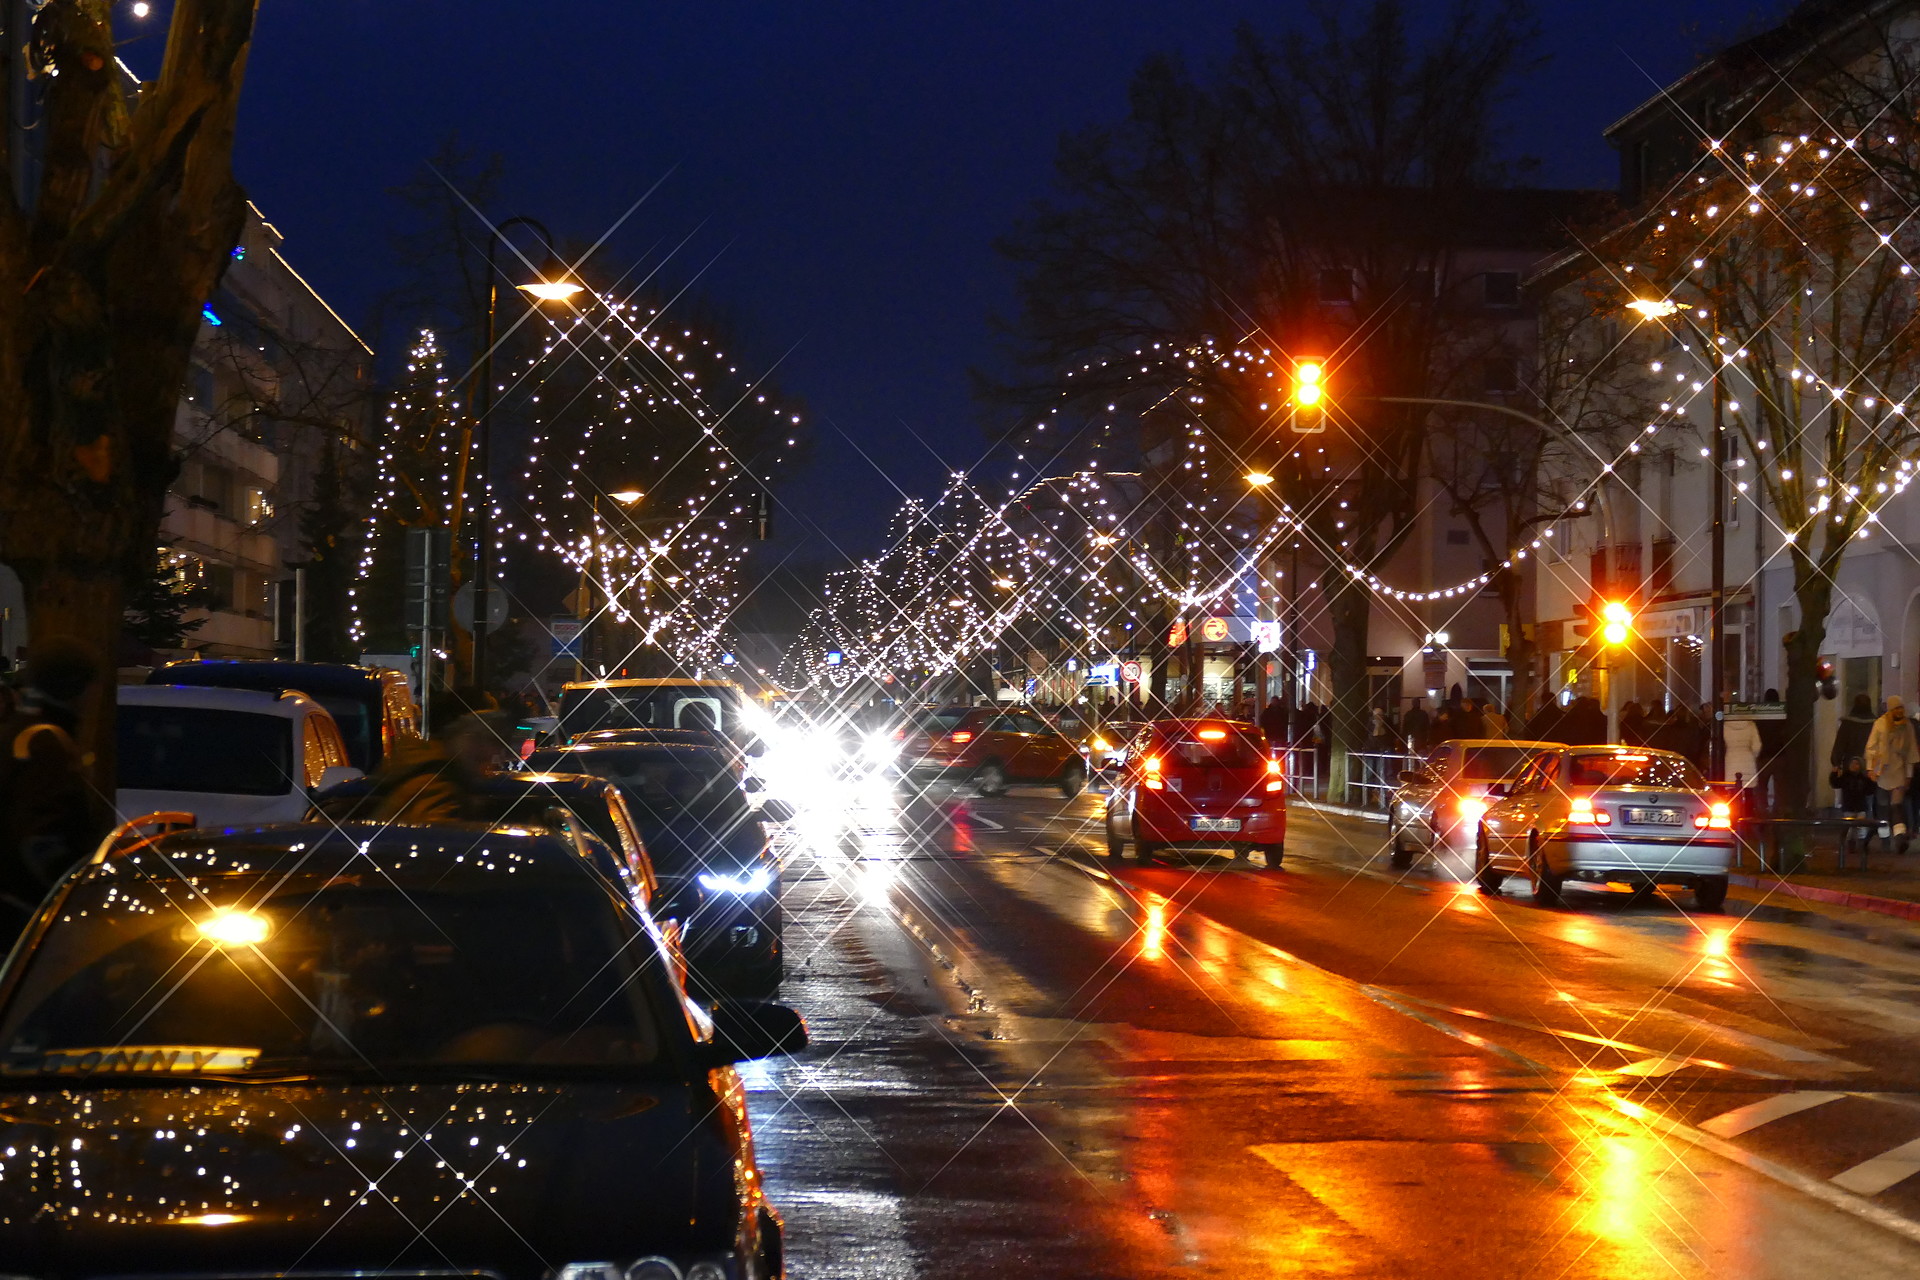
[116,686,362,829]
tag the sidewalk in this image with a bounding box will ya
[1729,843,1920,922]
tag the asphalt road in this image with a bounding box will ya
[746,773,1920,1277]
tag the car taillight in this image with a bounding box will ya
[950,731,973,744]
[1144,755,1164,790]
[1696,802,1732,830]
[1457,796,1487,822]
[1568,798,1611,826]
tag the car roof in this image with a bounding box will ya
[1566,743,1689,758]
[118,684,320,719]
[561,678,738,691]
[1434,739,1563,750]
[535,741,734,764]
[477,771,618,798]
[1150,717,1260,730]
[93,820,592,877]
[149,660,397,695]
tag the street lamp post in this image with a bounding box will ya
[471,216,580,689]
[1626,299,1727,779]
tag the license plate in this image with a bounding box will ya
[1191,817,1242,833]
[1624,807,1682,826]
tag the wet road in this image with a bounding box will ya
[747,774,1920,1277]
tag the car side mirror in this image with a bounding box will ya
[1398,770,1425,785]
[1485,783,1509,798]
[759,799,795,824]
[316,766,365,792]
[702,999,808,1064]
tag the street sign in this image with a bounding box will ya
[1120,660,1143,684]
[452,581,509,633]
[549,618,585,659]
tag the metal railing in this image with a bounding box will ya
[1283,747,1420,812]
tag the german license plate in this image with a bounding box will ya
[1191,817,1242,833]
[1624,807,1682,826]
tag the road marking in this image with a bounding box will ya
[1834,1138,1920,1196]
[1698,1091,1848,1137]
[1605,1094,1920,1246]
[1613,1056,1689,1078]
[970,815,1005,830]
[1357,985,1550,1073]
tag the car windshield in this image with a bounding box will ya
[1566,752,1705,789]
[558,686,735,738]
[117,706,293,796]
[1459,747,1536,780]
[528,750,752,874]
[0,873,663,1081]
[1160,728,1267,769]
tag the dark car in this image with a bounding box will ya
[531,741,784,998]
[1104,718,1286,867]
[315,771,660,907]
[896,705,1087,797]
[148,659,421,772]
[0,821,805,1280]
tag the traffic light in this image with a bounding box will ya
[1291,358,1327,434]
[1600,600,1633,646]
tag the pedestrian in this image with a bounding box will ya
[350,687,515,825]
[1560,695,1609,746]
[1403,697,1430,751]
[1481,702,1508,738]
[1832,693,1876,770]
[1756,688,1786,815]
[1369,705,1390,749]
[0,638,108,943]
[1260,696,1288,745]
[1832,756,1877,867]
[1457,698,1486,739]
[1723,707,1762,805]
[1866,695,1920,851]
[1619,700,1647,746]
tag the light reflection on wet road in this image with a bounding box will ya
[746,769,1920,1276]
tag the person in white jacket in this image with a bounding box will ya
[1866,696,1920,851]
[1722,713,1762,795]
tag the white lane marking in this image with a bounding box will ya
[1699,1091,1848,1137]
[1834,1138,1920,1196]
[1613,1056,1689,1078]
[970,815,1005,830]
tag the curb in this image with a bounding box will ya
[1293,798,1389,823]
[1728,872,1920,922]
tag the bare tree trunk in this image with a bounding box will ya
[15,564,122,782]
[1779,568,1834,818]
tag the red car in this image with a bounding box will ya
[1104,719,1285,866]
[896,705,1088,797]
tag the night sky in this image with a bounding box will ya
[152,1,1791,567]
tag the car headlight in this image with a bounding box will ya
[1456,797,1488,822]
[698,867,774,895]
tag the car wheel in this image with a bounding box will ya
[1473,824,1505,894]
[1137,840,1162,864]
[1105,822,1126,860]
[1059,761,1087,799]
[974,761,1008,797]
[1695,875,1728,913]
[1264,843,1283,869]
[1528,833,1563,906]
[1389,824,1414,870]
[1232,842,1253,862]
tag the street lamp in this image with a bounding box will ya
[1626,297,1727,778]
[608,489,645,505]
[472,216,575,688]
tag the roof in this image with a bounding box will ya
[151,660,401,696]
[118,684,319,719]
[533,741,735,764]
[562,678,740,691]
[94,821,589,877]
[1432,738,1562,750]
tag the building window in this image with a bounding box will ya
[243,486,273,526]
[1483,356,1521,394]
[1483,271,1521,307]
[1400,268,1434,301]
[1650,537,1675,595]
[1590,548,1610,597]
[1318,267,1354,304]
[1613,542,1642,594]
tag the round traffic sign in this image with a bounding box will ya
[1120,660,1143,683]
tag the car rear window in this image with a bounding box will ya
[117,706,293,796]
[558,686,737,738]
[1566,752,1704,789]
[0,874,663,1078]
[915,709,973,733]
[1459,746,1535,780]
[1158,727,1267,769]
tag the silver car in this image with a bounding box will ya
[1475,744,1734,911]
[1387,738,1561,869]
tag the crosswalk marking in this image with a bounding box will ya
[1698,1091,1847,1137]
[1832,1137,1920,1196]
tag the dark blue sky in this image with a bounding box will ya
[190,0,1787,566]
